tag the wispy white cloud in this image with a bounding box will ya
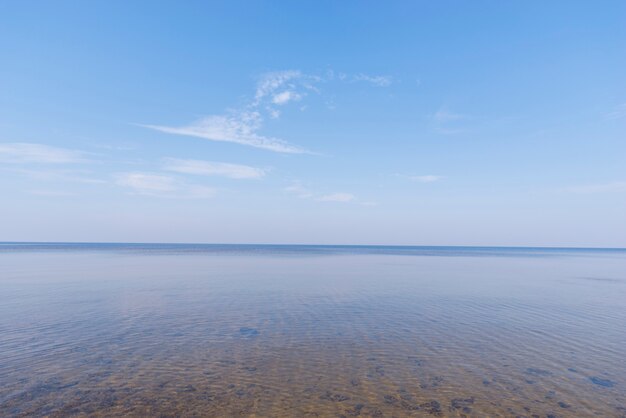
[317,192,355,202]
[115,172,215,198]
[395,173,443,183]
[117,172,176,192]
[272,90,302,105]
[284,181,356,203]
[141,71,315,153]
[142,111,308,154]
[163,158,266,179]
[408,175,442,183]
[254,70,318,112]
[432,107,469,134]
[352,73,393,87]
[284,182,314,199]
[267,108,281,119]
[432,109,467,123]
[563,181,626,194]
[141,69,392,153]
[606,103,626,120]
[0,142,88,164]
[254,70,305,103]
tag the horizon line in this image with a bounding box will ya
[1,241,625,251]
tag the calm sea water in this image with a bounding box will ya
[1,244,625,417]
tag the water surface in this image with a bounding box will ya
[1,244,625,417]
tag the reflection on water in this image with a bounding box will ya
[1,244,625,417]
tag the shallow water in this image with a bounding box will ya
[1,244,625,417]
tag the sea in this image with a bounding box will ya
[1,243,625,417]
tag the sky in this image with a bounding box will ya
[1,1,625,247]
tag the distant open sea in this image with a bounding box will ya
[1,243,625,417]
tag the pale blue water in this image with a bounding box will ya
[1,244,625,417]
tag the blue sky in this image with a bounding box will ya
[1,1,625,246]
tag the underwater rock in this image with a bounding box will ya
[368,407,383,417]
[383,394,421,411]
[589,377,615,387]
[420,400,443,416]
[239,327,259,337]
[420,376,444,389]
[398,389,413,401]
[320,391,349,402]
[525,368,552,376]
[451,397,474,410]
[344,403,364,416]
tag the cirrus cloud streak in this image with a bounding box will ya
[115,172,215,199]
[163,158,266,179]
[0,142,89,164]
